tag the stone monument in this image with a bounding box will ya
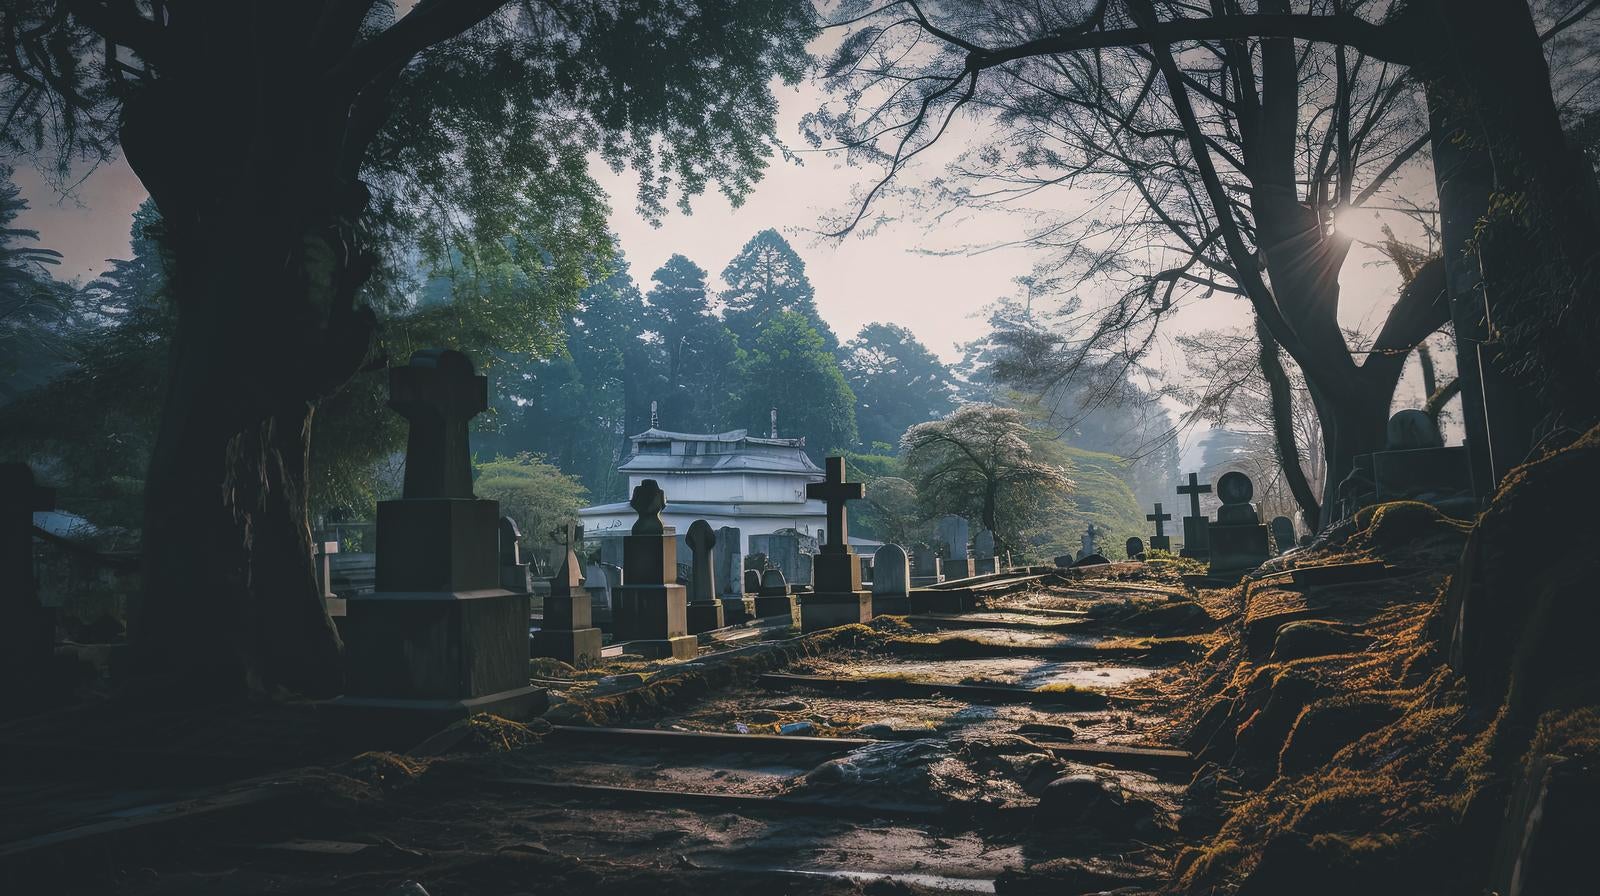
[801,457,873,632]
[715,525,752,624]
[1178,472,1212,558]
[684,520,726,634]
[750,532,808,590]
[871,544,911,615]
[1270,516,1297,555]
[910,542,943,587]
[1369,410,1473,511]
[331,350,545,735]
[584,560,619,626]
[1125,536,1145,560]
[498,516,533,595]
[315,540,345,619]
[754,567,798,624]
[612,479,697,659]
[1207,471,1272,578]
[973,528,997,575]
[532,523,602,667]
[1146,502,1173,552]
[937,515,975,579]
[1076,522,1101,561]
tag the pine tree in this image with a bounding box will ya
[719,229,836,351]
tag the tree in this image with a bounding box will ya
[740,310,858,460]
[718,228,836,350]
[473,453,588,566]
[0,165,71,399]
[645,254,742,431]
[901,404,1073,552]
[1,0,815,697]
[840,322,956,449]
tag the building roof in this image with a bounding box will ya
[579,500,827,518]
[620,427,823,476]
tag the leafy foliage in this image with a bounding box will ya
[473,453,589,553]
[841,322,956,449]
[739,310,858,461]
[719,228,835,349]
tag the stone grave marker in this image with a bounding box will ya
[316,540,345,619]
[716,525,752,624]
[910,542,943,587]
[754,567,798,625]
[532,523,602,667]
[1146,502,1173,552]
[750,532,806,590]
[1076,522,1101,561]
[331,350,544,736]
[1271,516,1297,555]
[1126,536,1145,560]
[498,516,533,595]
[973,528,997,575]
[1053,554,1076,568]
[801,457,873,631]
[612,480,696,659]
[684,520,726,633]
[872,544,911,615]
[1369,410,1473,514]
[938,515,975,579]
[1,463,55,668]
[584,560,619,626]
[1207,471,1271,578]
[743,568,763,595]
[1178,472,1212,558]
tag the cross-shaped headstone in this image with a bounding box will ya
[629,479,667,535]
[685,519,717,602]
[806,456,864,555]
[1178,472,1212,518]
[388,349,487,500]
[1146,502,1172,537]
[551,522,584,596]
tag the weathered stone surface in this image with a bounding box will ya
[1125,537,1145,559]
[1386,409,1444,450]
[715,526,743,597]
[1270,516,1296,554]
[871,544,911,616]
[613,480,694,658]
[1178,472,1212,558]
[683,520,724,634]
[1209,472,1271,577]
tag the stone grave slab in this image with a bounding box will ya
[684,520,726,634]
[871,544,912,615]
[1207,471,1271,578]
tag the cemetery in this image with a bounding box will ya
[1,3,1598,896]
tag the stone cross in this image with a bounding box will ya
[806,456,864,555]
[1178,472,1212,519]
[1146,502,1172,537]
[1081,523,1100,556]
[629,479,667,535]
[388,349,487,500]
[551,523,584,596]
[686,519,717,602]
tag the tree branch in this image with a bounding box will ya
[327,0,505,96]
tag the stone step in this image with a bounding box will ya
[491,777,946,821]
[545,724,874,756]
[757,672,1112,708]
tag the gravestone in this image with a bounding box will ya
[1076,523,1101,561]
[316,540,345,619]
[1,463,55,669]
[743,568,763,595]
[800,457,873,632]
[1146,502,1173,552]
[1053,554,1076,568]
[871,544,911,615]
[910,542,943,587]
[331,350,545,736]
[1368,410,1473,514]
[498,516,533,595]
[1126,537,1146,560]
[973,528,997,575]
[598,535,626,569]
[584,561,619,626]
[684,520,726,633]
[1270,516,1297,555]
[937,515,975,579]
[532,523,602,667]
[1178,472,1212,558]
[611,480,697,658]
[754,568,798,625]
[1207,471,1272,578]
[750,532,806,590]
[715,525,752,624]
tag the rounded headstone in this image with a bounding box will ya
[1217,471,1253,505]
[1385,409,1443,450]
[1125,537,1145,559]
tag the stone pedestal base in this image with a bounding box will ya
[531,626,603,667]
[342,588,530,701]
[613,582,696,659]
[1180,517,1210,558]
[753,593,799,625]
[910,588,977,614]
[1149,535,1171,552]
[686,600,726,634]
[973,558,997,575]
[626,634,699,659]
[720,596,754,624]
[1208,523,1271,578]
[943,559,976,579]
[871,593,911,616]
[801,590,872,632]
[1371,445,1472,502]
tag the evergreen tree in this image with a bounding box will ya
[645,254,740,431]
[0,165,71,398]
[719,229,836,351]
[740,310,857,461]
[841,322,956,450]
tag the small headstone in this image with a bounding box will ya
[744,568,763,593]
[1366,410,1471,513]
[750,532,805,589]
[759,568,789,595]
[1270,516,1297,555]
[1177,472,1212,558]
[1386,409,1444,451]
[910,542,943,586]
[1215,472,1258,524]
[1207,471,1271,578]
[316,540,345,618]
[683,520,725,633]
[938,515,975,578]
[1126,537,1145,560]
[871,544,911,615]
[584,561,619,623]
[973,528,997,574]
[498,516,533,594]
[1076,523,1101,561]
[715,526,743,596]
[1053,554,1076,568]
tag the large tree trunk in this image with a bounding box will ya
[1255,315,1321,530]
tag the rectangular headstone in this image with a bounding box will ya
[937,515,970,560]
[715,526,743,596]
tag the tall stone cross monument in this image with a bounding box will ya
[613,479,696,658]
[1146,502,1173,552]
[801,457,873,631]
[332,350,545,742]
[1177,472,1212,559]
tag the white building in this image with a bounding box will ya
[578,427,834,553]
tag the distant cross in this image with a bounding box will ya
[1146,502,1172,537]
[552,522,583,595]
[685,519,717,602]
[629,479,667,535]
[806,456,864,555]
[1177,472,1212,519]
[650,399,659,428]
[388,349,487,500]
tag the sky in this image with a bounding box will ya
[13,69,1444,469]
